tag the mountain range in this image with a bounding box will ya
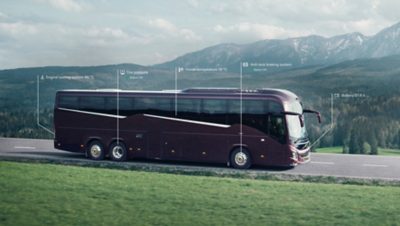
[1,22,400,144]
[157,22,400,71]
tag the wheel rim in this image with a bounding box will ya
[112,146,124,159]
[90,144,102,158]
[234,151,248,166]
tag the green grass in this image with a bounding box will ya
[317,146,400,156]
[316,146,343,154]
[378,148,400,156]
[1,162,400,226]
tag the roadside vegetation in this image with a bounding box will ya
[317,146,400,156]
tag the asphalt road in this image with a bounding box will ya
[1,137,400,181]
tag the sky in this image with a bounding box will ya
[0,0,400,69]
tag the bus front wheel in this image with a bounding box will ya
[109,142,127,162]
[87,140,105,160]
[230,147,252,169]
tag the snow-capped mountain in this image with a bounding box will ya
[362,22,400,58]
[157,22,400,71]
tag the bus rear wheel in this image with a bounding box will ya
[109,142,127,161]
[230,147,252,169]
[87,140,105,160]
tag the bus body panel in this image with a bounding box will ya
[54,89,312,167]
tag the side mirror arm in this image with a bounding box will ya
[303,109,322,123]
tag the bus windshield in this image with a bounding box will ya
[286,101,308,142]
[286,115,307,141]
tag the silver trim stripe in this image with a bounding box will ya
[144,114,231,128]
[58,108,126,119]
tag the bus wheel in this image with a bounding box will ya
[87,140,105,160]
[230,147,252,169]
[109,142,127,162]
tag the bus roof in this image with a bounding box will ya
[57,88,299,102]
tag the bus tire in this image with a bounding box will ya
[230,147,252,169]
[87,140,105,160]
[109,141,127,162]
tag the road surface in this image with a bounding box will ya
[1,137,400,181]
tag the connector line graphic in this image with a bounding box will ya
[309,93,335,148]
[239,62,243,152]
[36,75,55,136]
[117,70,120,145]
[174,67,178,116]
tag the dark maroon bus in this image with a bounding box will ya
[53,88,320,168]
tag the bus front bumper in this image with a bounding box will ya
[290,145,311,165]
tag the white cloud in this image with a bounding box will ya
[86,27,129,40]
[213,22,308,41]
[36,0,86,12]
[2,0,400,68]
[180,28,201,41]
[347,19,382,34]
[148,18,202,41]
[210,2,229,13]
[186,0,199,8]
[0,22,38,37]
[148,18,177,32]
[375,0,400,21]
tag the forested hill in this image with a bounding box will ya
[0,55,400,154]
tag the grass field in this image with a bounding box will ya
[1,161,400,226]
[316,146,400,156]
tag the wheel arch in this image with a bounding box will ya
[108,138,126,148]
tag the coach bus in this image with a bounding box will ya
[53,88,320,168]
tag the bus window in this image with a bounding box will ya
[267,101,283,113]
[80,96,105,112]
[243,100,264,114]
[154,98,173,116]
[226,100,240,125]
[133,97,172,116]
[269,115,286,143]
[202,99,227,124]
[244,100,268,134]
[105,97,117,110]
[58,95,79,109]
[227,99,240,114]
[119,97,134,110]
[202,99,226,114]
[134,98,156,111]
[178,98,201,120]
[178,99,201,113]
[155,98,173,112]
[120,97,135,116]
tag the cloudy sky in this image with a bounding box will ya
[1,0,400,69]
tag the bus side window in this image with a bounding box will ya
[202,99,227,124]
[79,96,105,112]
[226,100,240,124]
[58,95,79,109]
[119,97,135,116]
[243,100,268,134]
[178,99,201,119]
[133,98,156,114]
[133,97,173,116]
[154,98,173,116]
[269,115,286,143]
[267,101,283,113]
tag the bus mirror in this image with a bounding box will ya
[317,113,322,124]
[303,109,321,123]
